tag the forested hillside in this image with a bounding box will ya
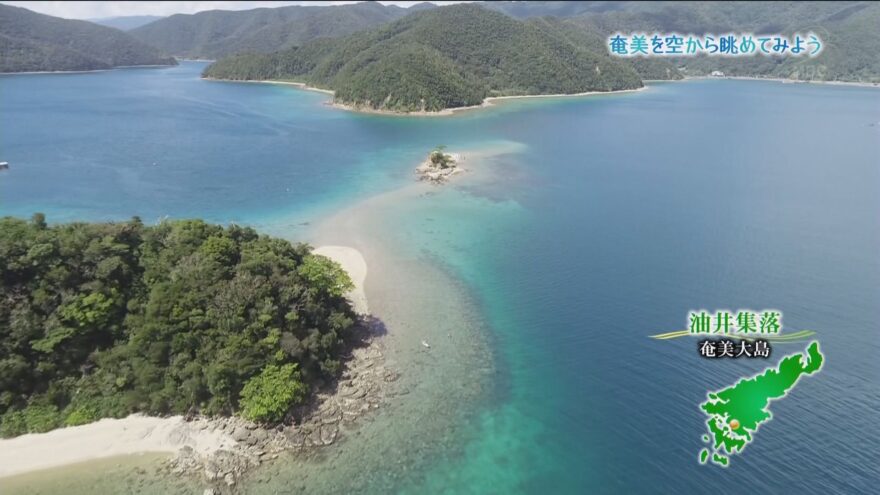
[490,1,880,83]
[526,16,684,81]
[0,4,176,73]
[130,2,425,59]
[204,4,648,113]
[89,15,164,31]
[482,1,627,19]
[0,216,356,436]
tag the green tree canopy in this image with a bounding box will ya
[239,363,307,423]
[203,4,647,112]
[0,216,356,437]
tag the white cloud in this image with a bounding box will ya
[0,1,470,20]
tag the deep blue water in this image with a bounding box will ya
[2,63,878,493]
[0,63,496,225]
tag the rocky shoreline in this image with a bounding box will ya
[415,149,463,184]
[163,317,396,492]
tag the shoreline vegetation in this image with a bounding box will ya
[683,74,880,88]
[415,147,463,183]
[206,76,651,116]
[200,5,650,114]
[288,145,502,492]
[208,70,880,118]
[331,87,651,116]
[209,71,880,118]
[0,216,394,488]
[199,2,880,114]
[0,144,497,487]
[0,248,389,486]
[0,414,236,478]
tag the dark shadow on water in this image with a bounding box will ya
[358,314,388,338]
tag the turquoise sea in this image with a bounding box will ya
[1,62,878,494]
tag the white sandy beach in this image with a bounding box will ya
[217,78,649,116]
[684,74,880,88]
[314,245,369,315]
[0,246,369,480]
[203,77,335,95]
[0,415,236,478]
[330,86,649,116]
[223,73,880,119]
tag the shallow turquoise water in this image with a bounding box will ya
[402,81,880,493]
[2,63,878,493]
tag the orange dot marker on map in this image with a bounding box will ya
[729,419,740,430]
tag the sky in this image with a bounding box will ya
[0,1,469,20]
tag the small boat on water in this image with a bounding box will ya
[421,340,431,349]
[0,161,8,170]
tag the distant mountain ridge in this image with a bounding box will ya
[130,2,430,59]
[489,1,880,83]
[0,4,176,73]
[89,15,165,31]
[203,4,652,113]
[481,1,628,19]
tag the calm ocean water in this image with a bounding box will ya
[1,63,878,493]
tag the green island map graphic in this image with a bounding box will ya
[699,341,824,466]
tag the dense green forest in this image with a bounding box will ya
[130,2,426,59]
[203,1,879,97]
[481,1,628,19]
[0,4,176,73]
[0,216,356,436]
[204,4,648,113]
[525,16,684,81]
[9,0,873,80]
[90,15,165,31]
